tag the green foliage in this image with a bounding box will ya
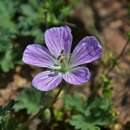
[0,100,14,116]
[13,88,45,114]
[70,115,100,130]
[0,0,18,72]
[64,93,115,130]
[100,74,112,97]
[127,32,130,39]
[0,115,28,130]
[64,93,85,113]
[0,0,72,72]
[0,101,19,130]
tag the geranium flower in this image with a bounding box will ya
[23,26,102,91]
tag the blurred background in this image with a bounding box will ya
[0,0,130,130]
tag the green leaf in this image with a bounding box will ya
[85,97,115,126]
[64,94,85,113]
[64,93,115,130]
[69,115,100,130]
[13,88,45,114]
[69,97,114,130]
[21,4,35,16]
[0,50,14,72]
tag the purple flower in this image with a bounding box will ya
[23,26,102,91]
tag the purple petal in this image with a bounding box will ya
[23,44,54,68]
[70,36,102,67]
[44,26,72,57]
[32,71,62,91]
[63,67,91,85]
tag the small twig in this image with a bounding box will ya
[106,38,130,75]
[25,83,63,126]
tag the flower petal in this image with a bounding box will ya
[70,36,102,67]
[44,26,72,57]
[32,71,62,91]
[63,67,91,85]
[23,44,54,68]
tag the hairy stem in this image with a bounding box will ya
[106,38,130,75]
[25,83,63,126]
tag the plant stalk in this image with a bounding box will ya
[106,38,130,75]
[25,83,63,126]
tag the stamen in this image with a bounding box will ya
[57,49,65,64]
[61,49,64,54]
[54,49,71,73]
[59,55,65,64]
[57,50,64,60]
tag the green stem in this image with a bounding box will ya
[25,83,63,126]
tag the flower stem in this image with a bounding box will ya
[25,83,63,126]
[106,38,130,75]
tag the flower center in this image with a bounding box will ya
[53,50,71,73]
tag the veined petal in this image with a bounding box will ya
[63,67,91,85]
[32,71,62,91]
[23,44,54,68]
[44,26,72,57]
[70,36,102,67]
